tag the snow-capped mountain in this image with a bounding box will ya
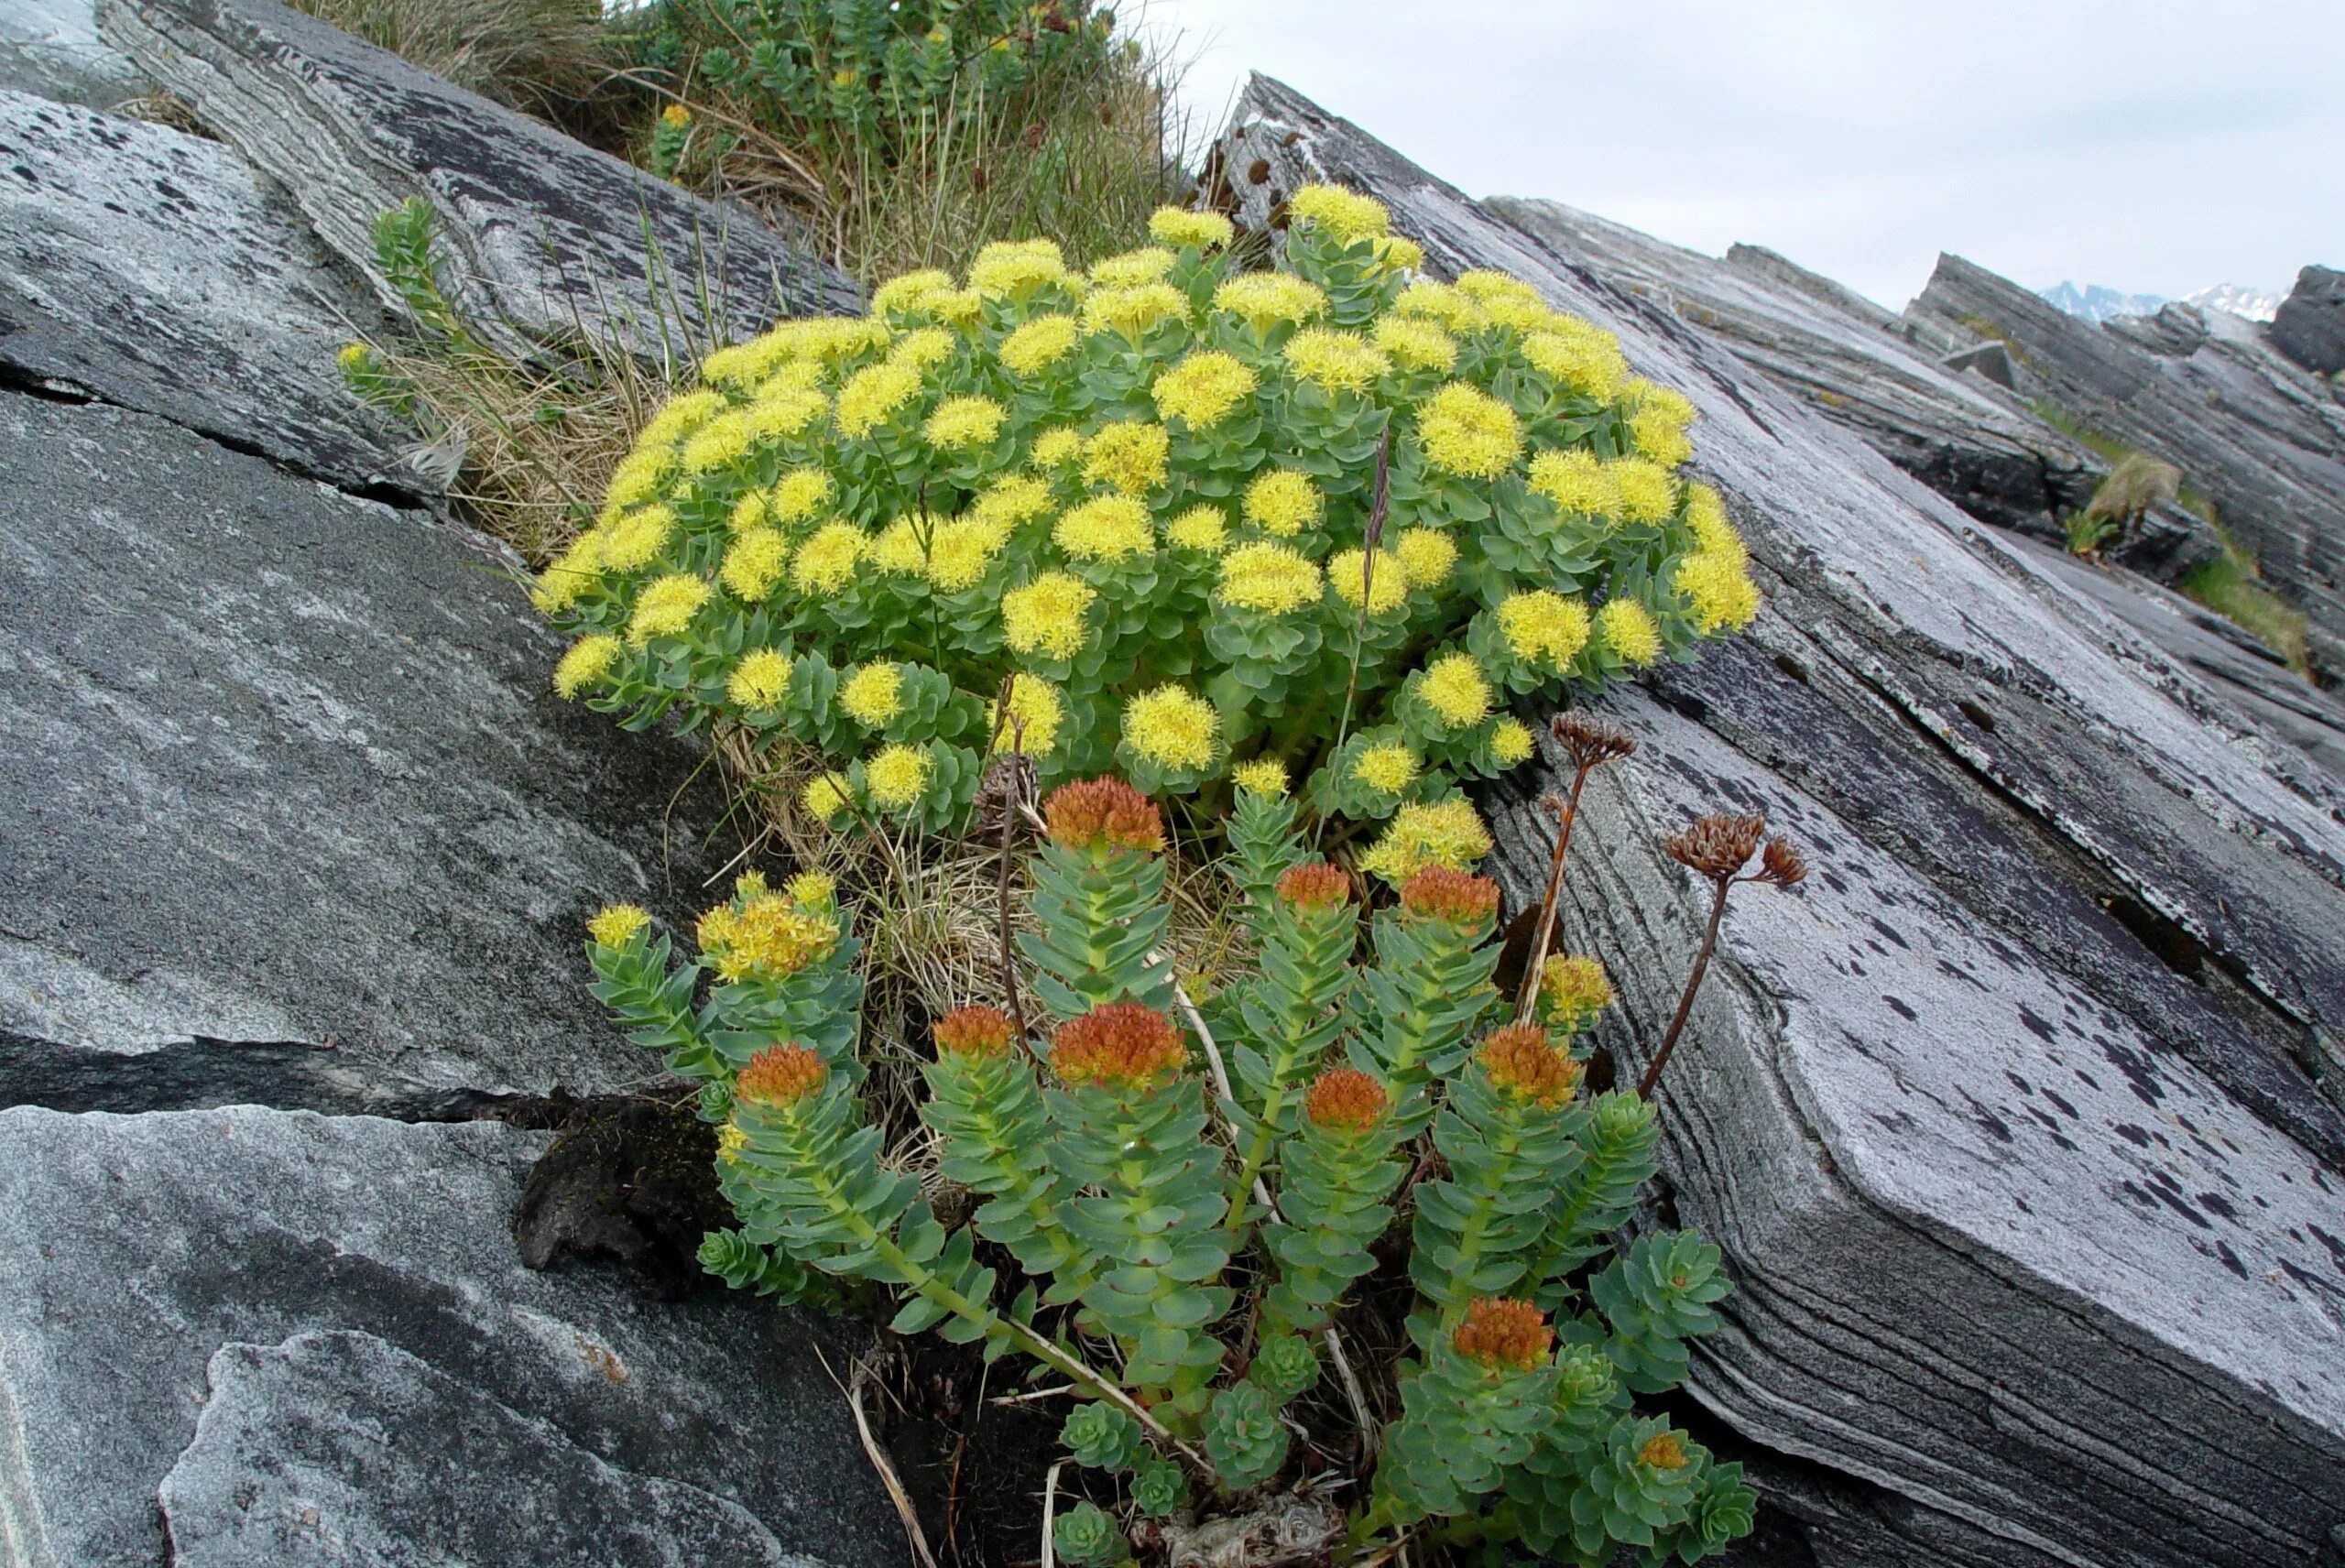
[2182,283,2283,322]
[2038,281,2166,321]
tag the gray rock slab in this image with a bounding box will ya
[0,388,734,1114]
[1215,73,2345,1568]
[1907,253,2345,680]
[161,1331,821,1566]
[97,0,858,357]
[0,1105,899,1568]
[2271,263,2345,377]
[0,88,413,492]
[0,0,146,108]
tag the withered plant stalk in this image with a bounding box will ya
[1513,713,1637,1019]
[1639,816,1806,1099]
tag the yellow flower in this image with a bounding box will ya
[887,326,958,373]
[337,342,371,371]
[1527,449,1618,517]
[553,633,622,698]
[1370,234,1424,273]
[1610,458,1680,523]
[924,517,1006,591]
[865,744,933,810]
[1373,315,1457,374]
[660,103,691,128]
[928,289,985,327]
[1352,742,1420,795]
[720,528,791,600]
[703,893,840,983]
[1539,953,1614,1024]
[1393,281,1485,334]
[588,902,650,945]
[1684,484,1746,566]
[771,468,834,525]
[987,671,1063,756]
[785,870,834,907]
[1630,405,1694,468]
[1002,572,1096,659]
[1357,797,1492,883]
[797,317,891,365]
[1088,246,1177,288]
[603,507,677,571]
[1149,206,1234,250]
[1000,314,1081,376]
[1456,270,1544,309]
[1478,292,1554,333]
[871,267,954,317]
[1393,527,1457,588]
[1283,328,1391,393]
[1491,719,1535,765]
[1151,351,1257,429]
[716,1122,747,1162]
[1053,495,1154,561]
[702,332,792,389]
[1522,322,1629,400]
[1327,548,1407,614]
[756,360,825,397]
[1165,505,1228,552]
[1082,283,1188,339]
[532,533,603,614]
[1418,652,1492,728]
[639,389,726,447]
[802,772,853,821]
[1213,272,1327,334]
[734,870,769,900]
[1081,421,1170,495]
[869,517,930,577]
[968,238,1073,298]
[1216,542,1321,615]
[1242,468,1322,536]
[922,395,1006,451]
[728,489,769,534]
[1030,427,1082,468]
[835,361,922,437]
[1496,590,1593,667]
[791,521,866,593]
[1417,383,1522,479]
[1598,598,1663,665]
[1123,684,1218,770]
[726,647,792,708]
[680,411,754,473]
[747,381,828,439]
[973,474,1054,528]
[1675,550,1761,632]
[625,572,711,647]
[838,662,902,726]
[603,447,673,512]
[1232,757,1288,797]
[1287,183,1390,242]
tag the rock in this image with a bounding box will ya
[0,389,733,1115]
[1906,251,2345,679]
[1215,74,2345,1568]
[510,1095,735,1301]
[0,0,146,109]
[95,0,860,357]
[0,1105,900,1568]
[2271,264,2345,377]
[0,89,415,492]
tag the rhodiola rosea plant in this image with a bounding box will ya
[583,773,1761,1565]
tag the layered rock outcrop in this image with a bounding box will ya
[1216,73,2345,1568]
[2272,264,2345,377]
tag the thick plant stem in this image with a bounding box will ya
[1512,768,1593,1020]
[1639,876,1733,1098]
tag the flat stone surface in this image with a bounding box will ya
[0,0,146,108]
[0,1106,899,1568]
[97,0,858,355]
[0,88,411,491]
[1216,74,2345,1568]
[0,388,730,1113]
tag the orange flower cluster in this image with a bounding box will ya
[1397,865,1500,926]
[934,1005,1015,1057]
[1303,1067,1389,1133]
[1478,1023,1583,1109]
[1042,778,1165,855]
[1451,1297,1553,1371]
[1637,1431,1690,1471]
[1274,861,1353,913]
[736,1043,826,1106]
[1051,1002,1187,1088]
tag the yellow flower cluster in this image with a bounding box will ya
[1003,572,1095,659]
[1358,798,1494,884]
[1417,652,1492,729]
[1123,685,1218,770]
[1153,351,1257,429]
[1217,542,1322,615]
[1497,590,1593,668]
[696,885,841,984]
[586,902,650,946]
[1284,329,1391,394]
[1417,383,1522,480]
[1242,470,1322,536]
[839,662,903,727]
[1082,422,1170,495]
[1328,548,1408,615]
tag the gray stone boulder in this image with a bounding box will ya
[96,0,860,357]
[1907,251,2345,680]
[0,388,730,1115]
[2270,263,2345,377]
[1216,74,2345,1568]
[0,0,145,108]
[1,88,414,493]
[0,1105,900,1567]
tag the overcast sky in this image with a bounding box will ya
[1141,1,2344,310]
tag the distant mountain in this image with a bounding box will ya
[2182,282,2283,323]
[2039,280,2166,321]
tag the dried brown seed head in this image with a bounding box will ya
[1550,712,1638,770]
[1758,837,1809,887]
[1665,813,1766,880]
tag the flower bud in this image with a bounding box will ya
[1451,1297,1552,1371]
[1042,777,1164,855]
[736,1043,825,1107]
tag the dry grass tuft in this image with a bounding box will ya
[284,0,623,132]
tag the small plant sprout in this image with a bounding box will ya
[1639,813,1807,1098]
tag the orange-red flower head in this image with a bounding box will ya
[1478,1023,1583,1108]
[736,1043,826,1107]
[1051,1002,1186,1088]
[1303,1067,1389,1134]
[1042,778,1165,855]
[1397,865,1500,927]
[1275,861,1353,914]
[1638,1431,1690,1471]
[934,1005,1015,1058]
[1452,1298,1552,1371]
